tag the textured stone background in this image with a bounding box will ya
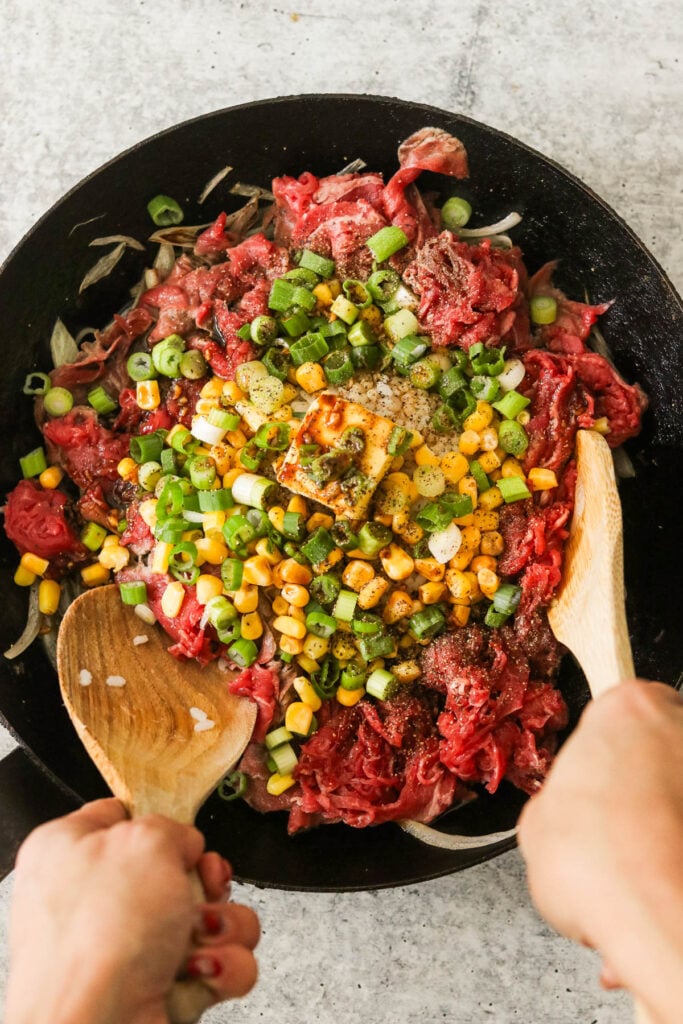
[0,1,681,1021]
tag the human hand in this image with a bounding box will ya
[4,799,259,1024]
[518,680,683,1024]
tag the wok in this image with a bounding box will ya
[1,94,681,890]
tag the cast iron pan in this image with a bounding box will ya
[0,95,681,890]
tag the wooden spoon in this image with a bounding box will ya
[547,428,650,1024]
[56,583,257,1024]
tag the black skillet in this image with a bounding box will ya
[1,95,681,890]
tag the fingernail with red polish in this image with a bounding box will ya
[187,954,222,979]
[221,858,233,885]
[201,909,224,936]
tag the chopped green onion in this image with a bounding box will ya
[357,521,392,557]
[497,476,532,503]
[441,196,473,230]
[262,346,293,380]
[299,248,335,277]
[366,268,400,302]
[268,278,298,312]
[80,521,108,551]
[87,385,117,415]
[365,668,397,701]
[160,448,179,474]
[332,589,358,623]
[485,606,510,628]
[431,403,458,434]
[438,367,468,399]
[347,320,376,347]
[323,349,354,386]
[205,596,238,632]
[270,742,298,776]
[220,558,244,591]
[130,433,164,464]
[254,422,291,451]
[492,390,531,420]
[289,331,329,367]
[119,580,147,605]
[340,661,368,690]
[245,508,270,537]
[391,334,428,368]
[152,341,184,378]
[330,519,359,552]
[19,446,48,478]
[366,225,409,262]
[469,460,491,493]
[283,266,319,288]
[138,461,162,491]
[530,295,558,325]
[198,488,234,511]
[126,352,158,382]
[154,518,186,543]
[246,315,277,347]
[170,426,197,455]
[319,318,348,341]
[409,606,446,639]
[281,511,306,542]
[179,350,208,380]
[469,343,506,376]
[309,573,341,608]
[236,323,252,340]
[305,610,338,638]
[22,372,51,396]
[387,426,413,457]
[43,387,74,417]
[228,638,259,668]
[470,375,501,402]
[409,358,442,390]
[147,194,184,226]
[498,420,529,456]
[265,726,294,750]
[416,502,453,533]
[493,583,522,615]
[217,770,247,802]
[384,309,420,344]
[239,441,264,472]
[231,473,277,510]
[280,310,311,338]
[222,514,257,550]
[342,279,372,308]
[207,408,241,431]
[188,455,217,490]
[349,345,381,370]
[301,526,336,565]
[358,633,395,662]
[328,293,359,324]
[439,492,474,519]
[351,613,382,636]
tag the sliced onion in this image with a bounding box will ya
[198,165,233,204]
[337,157,367,174]
[190,416,226,446]
[182,510,209,524]
[4,583,42,659]
[89,234,145,252]
[400,819,517,850]
[50,318,79,368]
[612,446,636,479]
[153,241,176,278]
[79,242,126,294]
[457,212,522,238]
[393,283,419,310]
[428,522,462,564]
[497,358,526,392]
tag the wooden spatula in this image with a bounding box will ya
[547,429,650,1024]
[57,583,257,1023]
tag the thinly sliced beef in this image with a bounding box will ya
[227,664,280,742]
[528,261,611,354]
[402,235,522,348]
[42,407,131,492]
[4,480,88,572]
[49,309,152,393]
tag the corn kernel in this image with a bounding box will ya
[451,604,471,628]
[226,427,247,448]
[307,512,334,532]
[240,611,263,640]
[464,570,483,603]
[38,579,61,615]
[266,772,296,796]
[98,544,130,571]
[223,467,243,489]
[458,474,479,509]
[281,583,309,607]
[80,563,111,588]
[342,560,375,591]
[297,654,321,675]
[477,568,500,599]
[389,455,405,472]
[279,634,304,656]
[380,544,414,582]
[463,401,494,433]
[419,581,447,604]
[414,557,445,582]
[336,685,365,707]
[150,541,173,574]
[233,585,259,613]
[295,361,327,394]
[449,548,474,570]
[478,450,501,474]
[209,443,234,476]
[20,552,49,576]
[14,565,36,587]
[471,555,498,574]
[117,457,138,481]
[195,538,228,566]
[391,510,424,545]
[458,430,481,456]
[195,398,217,417]
[273,615,307,640]
[271,595,289,616]
[266,505,285,535]
[415,444,441,467]
[478,486,504,511]
[383,590,413,624]
[222,380,246,404]
[357,576,390,609]
[199,377,225,400]
[394,660,421,684]
[439,451,469,484]
[501,458,526,479]
[445,569,474,605]
[473,509,500,531]
[312,281,336,306]
[161,581,185,618]
[136,380,160,410]
[459,526,482,553]
[242,555,273,587]
[272,404,293,422]
[592,416,610,435]
[288,605,306,623]
[358,303,383,328]
[303,633,330,661]
[293,675,322,711]
[331,632,358,660]
[279,559,313,585]
[287,495,308,516]
[195,574,224,604]
[255,536,282,565]
[480,531,505,556]
[39,466,64,489]
[285,701,314,736]
[479,427,500,453]
[528,467,558,490]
